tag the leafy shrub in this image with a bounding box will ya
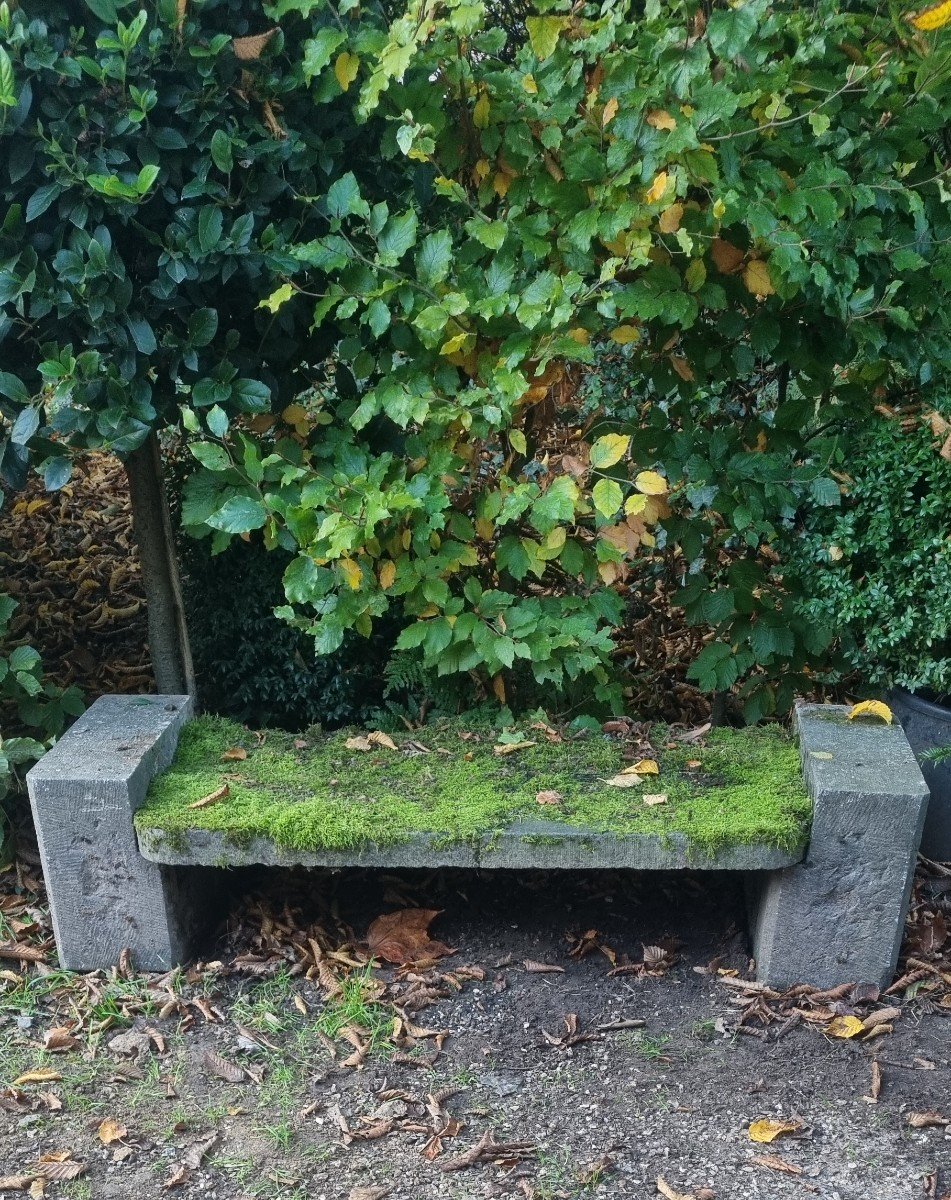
[0,593,83,853]
[785,413,951,699]
[182,0,951,719]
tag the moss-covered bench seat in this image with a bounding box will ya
[27,697,929,989]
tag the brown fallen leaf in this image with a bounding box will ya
[12,1069,62,1087]
[656,1176,693,1200]
[43,1027,79,1053]
[439,1129,536,1172]
[181,1132,219,1170]
[523,959,565,974]
[0,1179,36,1192]
[367,731,398,751]
[907,1111,949,1128]
[33,1160,85,1182]
[643,793,668,806]
[535,790,562,806]
[220,747,248,761]
[163,1164,189,1190]
[188,784,229,810]
[348,1189,393,1200]
[493,740,537,756]
[751,1154,802,1176]
[866,1060,882,1103]
[97,1118,127,1145]
[861,1006,900,1030]
[0,943,47,963]
[367,909,452,965]
[606,773,642,788]
[232,28,278,60]
[748,1118,802,1143]
[345,736,373,752]
[202,1050,244,1084]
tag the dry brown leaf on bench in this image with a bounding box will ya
[188,784,229,810]
[367,909,452,965]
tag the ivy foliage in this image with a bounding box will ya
[786,412,951,699]
[2,0,950,718]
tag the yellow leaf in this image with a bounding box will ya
[635,470,667,496]
[610,325,640,345]
[334,51,359,91]
[98,1118,127,1145]
[909,0,951,30]
[259,282,294,313]
[378,560,396,590]
[646,109,677,132]
[493,740,537,756]
[602,97,619,127]
[339,557,363,590]
[440,332,470,356]
[522,73,538,94]
[847,700,893,724]
[748,1118,802,1144]
[590,433,631,469]
[712,197,726,219]
[827,1015,865,1039]
[492,674,507,703]
[631,759,659,775]
[566,327,590,345]
[12,1069,62,1087]
[744,259,775,297]
[475,517,495,541]
[493,171,513,197]
[657,203,684,234]
[473,91,490,129]
[645,171,669,205]
[281,403,307,426]
[625,493,649,516]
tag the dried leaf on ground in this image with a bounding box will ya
[220,747,247,761]
[163,1165,189,1190]
[345,736,373,752]
[181,1132,219,1170]
[656,1176,694,1200]
[643,793,668,806]
[42,1027,79,1052]
[367,909,452,965]
[493,740,536,756]
[439,1129,536,1172]
[751,1154,802,1176]
[523,960,565,974]
[97,1118,127,1145]
[12,1069,62,1087]
[907,1111,949,1128]
[368,731,398,751]
[202,1050,244,1084]
[0,942,47,963]
[630,759,660,775]
[349,1189,393,1200]
[188,784,229,810]
[866,1060,882,1103]
[33,1159,85,1182]
[535,790,562,806]
[748,1118,802,1143]
[0,1179,36,1192]
[606,773,642,788]
[826,1015,865,1039]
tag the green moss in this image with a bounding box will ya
[135,716,811,858]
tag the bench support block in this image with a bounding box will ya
[27,695,207,971]
[750,703,929,989]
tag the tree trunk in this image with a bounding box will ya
[124,433,195,697]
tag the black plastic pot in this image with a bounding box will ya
[889,688,951,861]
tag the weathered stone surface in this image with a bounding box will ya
[136,820,805,872]
[27,694,205,971]
[750,702,929,989]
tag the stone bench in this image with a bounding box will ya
[27,697,929,988]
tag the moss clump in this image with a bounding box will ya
[135,716,811,858]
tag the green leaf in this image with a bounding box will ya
[206,405,229,438]
[525,15,568,60]
[416,230,453,285]
[198,206,224,253]
[707,2,760,59]
[530,476,578,534]
[0,373,28,405]
[135,164,159,195]
[0,47,16,108]
[188,308,218,347]
[26,183,59,222]
[190,442,231,471]
[377,210,418,264]
[468,218,507,250]
[302,28,347,82]
[207,494,267,533]
[84,0,119,22]
[210,129,233,173]
[592,478,623,518]
[259,282,295,314]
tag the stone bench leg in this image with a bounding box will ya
[27,694,207,971]
[750,702,929,989]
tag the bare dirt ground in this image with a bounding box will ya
[2,860,951,1200]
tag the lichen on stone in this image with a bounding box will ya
[134,716,812,859]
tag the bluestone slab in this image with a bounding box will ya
[27,694,207,971]
[750,702,929,989]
